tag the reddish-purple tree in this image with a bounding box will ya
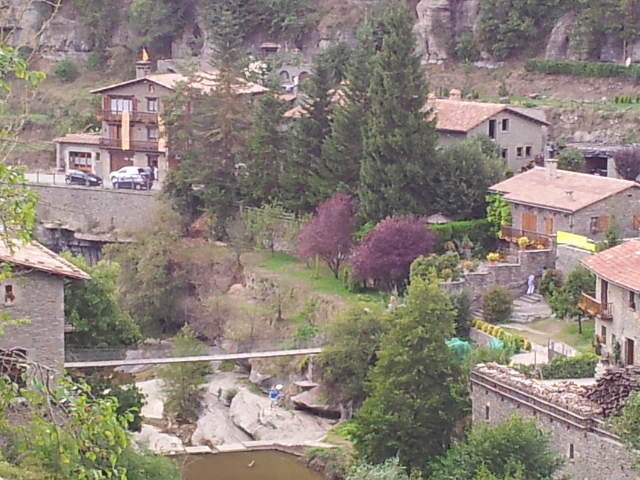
[351,216,435,290]
[298,193,357,278]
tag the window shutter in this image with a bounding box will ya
[634,214,640,230]
[599,216,609,231]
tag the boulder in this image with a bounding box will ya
[545,11,575,60]
[291,386,340,419]
[228,389,332,443]
[600,35,622,63]
[414,0,452,63]
[134,424,183,453]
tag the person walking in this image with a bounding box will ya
[269,387,278,409]
[153,164,159,182]
[526,273,536,295]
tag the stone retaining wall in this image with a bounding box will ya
[556,244,592,274]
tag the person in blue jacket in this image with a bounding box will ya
[269,387,279,409]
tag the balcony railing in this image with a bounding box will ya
[500,226,552,248]
[98,110,159,123]
[578,292,613,320]
[99,137,160,153]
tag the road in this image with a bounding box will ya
[25,172,162,191]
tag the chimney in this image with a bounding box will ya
[449,88,462,101]
[135,47,151,79]
[545,158,558,180]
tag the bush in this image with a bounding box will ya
[53,58,80,83]
[224,388,239,403]
[451,290,472,338]
[429,219,494,254]
[454,32,480,62]
[482,286,512,324]
[85,52,104,71]
[538,268,563,298]
[218,360,235,372]
[557,147,585,172]
[525,59,640,84]
[537,352,598,379]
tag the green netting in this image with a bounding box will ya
[446,337,471,361]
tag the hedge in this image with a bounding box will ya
[516,352,599,379]
[429,219,494,254]
[525,59,640,84]
[471,318,532,352]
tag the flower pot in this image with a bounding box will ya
[489,260,496,266]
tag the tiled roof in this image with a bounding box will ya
[0,241,90,280]
[581,240,640,293]
[284,105,306,119]
[489,167,639,213]
[431,99,549,133]
[52,133,100,145]
[91,71,268,96]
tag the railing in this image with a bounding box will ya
[500,226,552,248]
[98,110,159,123]
[99,138,160,152]
[579,292,613,320]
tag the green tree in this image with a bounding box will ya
[596,213,622,251]
[548,266,595,334]
[430,413,563,480]
[615,390,640,470]
[319,304,390,407]
[241,93,289,205]
[242,203,296,254]
[485,193,511,238]
[482,286,513,324]
[433,136,505,219]
[128,0,174,56]
[346,457,419,480]
[104,203,188,337]
[557,147,585,172]
[159,325,209,422]
[72,0,121,55]
[358,6,438,224]
[352,277,467,475]
[63,254,141,348]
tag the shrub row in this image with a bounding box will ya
[517,352,598,379]
[429,219,494,254]
[471,318,532,352]
[525,59,640,84]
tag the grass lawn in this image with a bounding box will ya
[255,252,385,306]
[504,318,595,352]
[555,320,595,353]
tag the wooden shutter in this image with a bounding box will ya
[599,216,609,231]
[522,212,537,233]
[102,96,109,110]
[544,217,553,235]
[634,214,640,230]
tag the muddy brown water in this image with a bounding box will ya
[179,451,324,480]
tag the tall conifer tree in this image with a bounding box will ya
[358,6,438,224]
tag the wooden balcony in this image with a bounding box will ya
[578,292,613,320]
[98,110,159,123]
[99,138,160,152]
[500,226,552,248]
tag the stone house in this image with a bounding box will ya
[489,159,640,247]
[432,95,549,172]
[580,240,640,365]
[54,55,267,181]
[0,241,90,370]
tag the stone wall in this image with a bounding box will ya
[556,244,592,274]
[31,184,157,233]
[471,365,636,480]
[469,327,493,347]
[0,271,65,370]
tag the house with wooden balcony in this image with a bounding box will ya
[54,52,267,182]
[488,159,640,248]
[580,240,640,365]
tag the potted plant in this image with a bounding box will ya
[517,236,529,250]
[444,240,457,252]
[462,260,475,273]
[486,252,500,265]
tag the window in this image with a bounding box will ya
[147,127,159,140]
[601,325,607,345]
[630,291,636,311]
[4,285,15,306]
[488,119,496,139]
[95,152,101,163]
[525,146,532,157]
[485,404,490,420]
[69,151,92,169]
[516,147,523,157]
[568,444,574,460]
[501,118,509,132]
[108,97,133,113]
[149,84,155,93]
[501,149,508,160]
[590,216,609,233]
[147,97,159,112]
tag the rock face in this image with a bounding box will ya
[545,11,575,60]
[229,389,332,442]
[291,386,340,419]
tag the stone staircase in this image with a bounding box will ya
[473,293,552,324]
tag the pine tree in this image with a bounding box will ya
[358,6,438,224]
[242,93,289,206]
[352,276,467,475]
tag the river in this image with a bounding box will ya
[180,451,324,480]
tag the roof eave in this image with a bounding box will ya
[580,264,640,295]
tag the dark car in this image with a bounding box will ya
[65,169,103,187]
[113,174,153,190]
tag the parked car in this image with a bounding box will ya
[113,174,153,190]
[109,166,146,185]
[65,169,103,187]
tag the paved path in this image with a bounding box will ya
[65,347,323,369]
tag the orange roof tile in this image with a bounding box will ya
[489,167,639,213]
[431,99,549,133]
[0,241,90,280]
[53,133,100,145]
[284,105,306,119]
[581,240,640,293]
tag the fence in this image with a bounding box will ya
[26,171,162,191]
